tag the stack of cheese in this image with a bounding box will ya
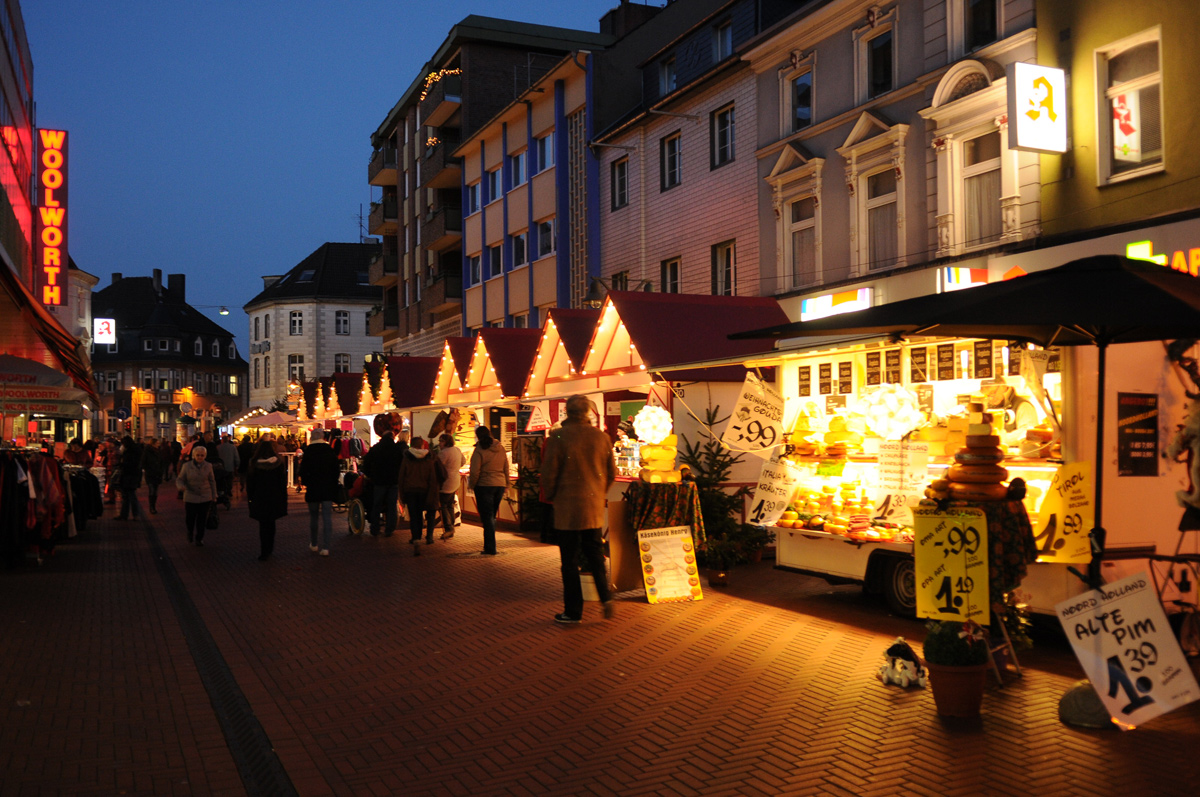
[940,401,1009,502]
[1019,423,1054,458]
[788,414,820,457]
[823,416,863,459]
[639,434,682,483]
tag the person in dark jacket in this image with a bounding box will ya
[361,414,406,537]
[141,437,165,514]
[299,428,339,555]
[236,435,255,496]
[246,438,288,561]
[398,436,443,555]
[115,436,144,520]
[167,438,182,479]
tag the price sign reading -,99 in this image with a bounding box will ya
[913,506,989,622]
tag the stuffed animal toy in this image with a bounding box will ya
[877,637,927,688]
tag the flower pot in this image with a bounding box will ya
[707,568,729,587]
[925,662,989,717]
[746,548,763,564]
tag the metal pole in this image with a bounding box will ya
[1087,342,1108,589]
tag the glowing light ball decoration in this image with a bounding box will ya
[633,405,682,483]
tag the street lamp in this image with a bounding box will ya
[195,304,231,315]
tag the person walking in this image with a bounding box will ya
[468,425,509,556]
[398,436,442,555]
[436,433,464,539]
[236,434,255,498]
[541,395,617,624]
[299,428,338,556]
[175,445,217,545]
[361,414,405,537]
[246,438,288,561]
[115,436,143,520]
[141,437,165,514]
[166,438,182,479]
[216,434,240,506]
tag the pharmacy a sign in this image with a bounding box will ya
[1007,62,1067,153]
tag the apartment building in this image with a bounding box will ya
[244,242,381,408]
[366,15,614,355]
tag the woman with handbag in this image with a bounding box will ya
[175,444,217,545]
[246,437,288,561]
[468,425,510,556]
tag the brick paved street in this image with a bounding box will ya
[2,489,1199,797]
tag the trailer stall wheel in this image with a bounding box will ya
[883,556,917,617]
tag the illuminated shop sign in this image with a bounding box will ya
[800,288,873,321]
[93,318,117,345]
[1126,240,1200,276]
[942,267,990,292]
[35,129,68,306]
[1006,63,1067,154]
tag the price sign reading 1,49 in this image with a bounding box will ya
[913,506,989,622]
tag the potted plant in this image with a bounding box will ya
[731,523,776,564]
[699,536,742,586]
[922,620,990,717]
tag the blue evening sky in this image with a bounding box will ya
[24,0,635,353]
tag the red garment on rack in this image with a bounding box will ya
[26,453,65,539]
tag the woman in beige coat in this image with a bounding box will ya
[175,445,217,545]
[468,425,509,555]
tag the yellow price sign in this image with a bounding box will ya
[913,506,989,621]
[1034,461,1093,563]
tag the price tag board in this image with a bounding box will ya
[721,372,784,457]
[636,525,703,604]
[1034,462,1093,563]
[913,506,989,621]
[1056,573,1200,729]
[748,451,802,527]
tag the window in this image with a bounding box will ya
[106,373,119,393]
[535,132,554,172]
[660,57,676,95]
[107,418,119,434]
[174,340,181,353]
[486,168,501,203]
[194,338,202,355]
[159,339,168,351]
[290,311,303,335]
[661,258,680,293]
[512,232,528,268]
[964,0,997,52]
[297,269,316,282]
[788,197,818,288]
[334,354,350,373]
[866,169,898,270]
[712,241,736,296]
[537,219,556,258]
[487,244,502,279]
[466,182,481,214]
[660,132,681,190]
[511,313,527,329]
[254,316,260,341]
[229,376,239,397]
[610,158,629,210]
[264,356,270,387]
[612,271,629,291]
[288,354,305,382]
[254,358,260,389]
[790,71,813,133]
[1098,29,1162,182]
[711,104,735,168]
[263,313,270,337]
[403,280,411,307]
[469,254,482,285]
[158,371,170,391]
[142,370,153,390]
[192,372,204,395]
[143,339,152,351]
[510,150,527,187]
[211,340,219,357]
[713,21,732,61]
[336,310,350,335]
[228,343,236,359]
[963,131,1002,247]
[172,370,183,390]
[94,371,105,393]
[356,271,369,286]
[867,30,893,99]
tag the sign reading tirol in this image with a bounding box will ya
[35,129,68,307]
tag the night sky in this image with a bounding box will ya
[24,0,631,353]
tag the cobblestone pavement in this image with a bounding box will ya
[2,488,1199,796]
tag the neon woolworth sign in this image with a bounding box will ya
[36,129,68,306]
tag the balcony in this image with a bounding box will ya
[420,130,462,190]
[368,252,398,287]
[368,197,398,236]
[420,71,461,128]
[368,147,397,186]
[421,199,462,252]
[425,266,463,313]
[367,305,399,338]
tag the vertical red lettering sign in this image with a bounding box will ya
[36,129,68,306]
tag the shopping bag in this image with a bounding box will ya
[206,505,220,529]
[453,493,462,527]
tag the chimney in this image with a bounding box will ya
[111,272,122,284]
[152,268,163,296]
[599,0,660,38]
[167,273,185,301]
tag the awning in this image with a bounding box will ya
[0,263,97,403]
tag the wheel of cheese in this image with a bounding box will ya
[964,434,1001,448]
[948,463,1008,483]
[954,446,1005,466]
[949,481,1009,501]
[930,478,950,491]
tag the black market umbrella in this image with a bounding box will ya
[732,255,1200,587]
